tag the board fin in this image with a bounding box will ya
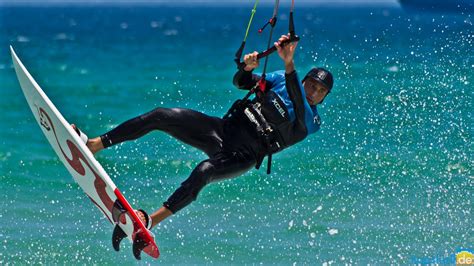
[132,231,149,260]
[112,224,127,251]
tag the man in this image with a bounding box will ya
[73,34,334,230]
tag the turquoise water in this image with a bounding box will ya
[0,3,472,264]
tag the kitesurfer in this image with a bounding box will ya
[73,33,333,230]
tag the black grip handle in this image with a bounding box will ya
[256,35,300,60]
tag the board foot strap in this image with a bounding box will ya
[111,200,127,251]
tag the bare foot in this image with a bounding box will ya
[135,210,149,228]
[71,124,103,154]
[150,207,173,228]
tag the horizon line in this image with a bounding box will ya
[0,0,400,8]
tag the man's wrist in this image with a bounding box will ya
[243,65,254,72]
[285,60,295,73]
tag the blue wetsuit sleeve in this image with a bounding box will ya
[284,70,309,139]
[264,71,286,85]
[233,69,261,90]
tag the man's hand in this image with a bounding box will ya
[275,33,298,73]
[243,51,260,71]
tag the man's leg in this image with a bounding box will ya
[89,107,225,156]
[149,151,256,228]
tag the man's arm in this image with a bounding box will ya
[284,59,295,74]
[276,35,308,137]
[285,69,307,134]
[233,51,261,90]
[233,68,260,90]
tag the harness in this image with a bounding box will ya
[223,0,299,174]
[243,102,281,174]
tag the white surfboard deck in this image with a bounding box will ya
[10,46,159,259]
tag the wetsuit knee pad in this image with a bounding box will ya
[140,107,182,131]
[163,161,215,213]
[163,183,198,213]
[140,107,162,123]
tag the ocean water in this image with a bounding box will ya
[0,3,472,264]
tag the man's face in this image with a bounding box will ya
[303,78,329,105]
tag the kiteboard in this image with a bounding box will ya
[10,46,159,260]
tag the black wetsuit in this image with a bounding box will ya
[100,69,320,213]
